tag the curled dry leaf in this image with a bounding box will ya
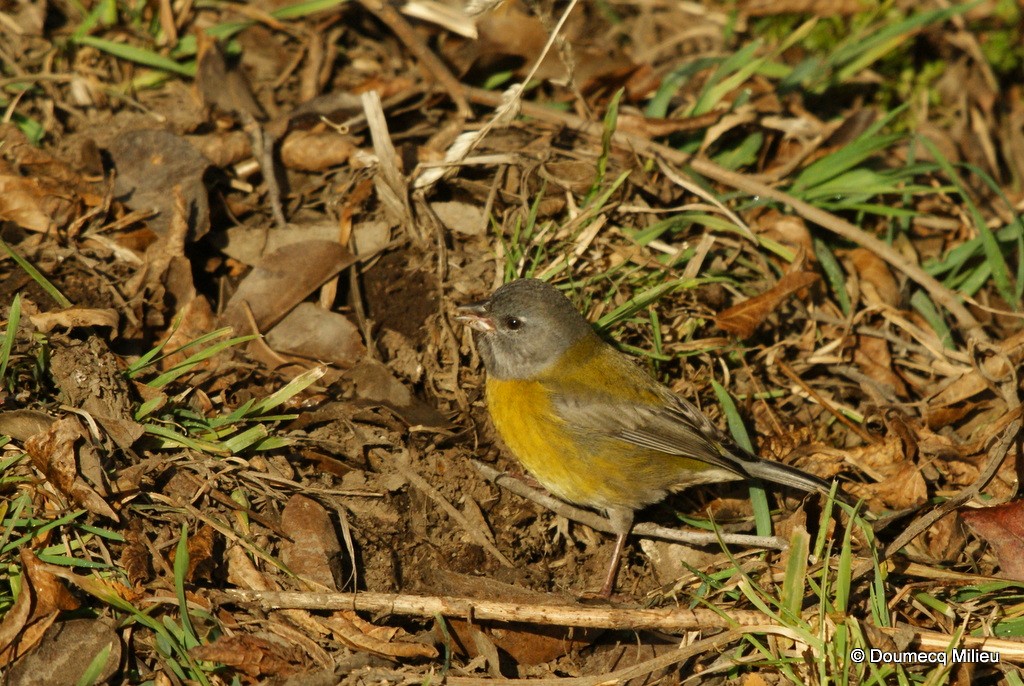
[24,416,119,520]
[961,501,1024,581]
[195,34,265,120]
[0,124,101,231]
[28,307,119,334]
[753,209,814,258]
[853,335,908,398]
[280,129,357,171]
[0,161,54,232]
[0,550,80,668]
[842,435,928,510]
[715,271,819,338]
[324,610,438,659]
[191,634,306,678]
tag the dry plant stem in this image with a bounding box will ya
[460,87,987,341]
[357,0,472,119]
[472,460,789,551]
[241,112,287,229]
[393,450,514,567]
[362,91,417,237]
[216,589,1024,664]
[882,414,1021,559]
[777,360,876,443]
[218,589,764,630]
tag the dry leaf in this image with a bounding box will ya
[4,618,121,686]
[195,34,265,119]
[961,501,1024,581]
[265,303,365,368]
[281,494,343,591]
[325,610,438,659]
[28,307,119,333]
[0,551,80,667]
[280,129,356,171]
[853,335,908,398]
[715,271,819,338]
[219,239,357,334]
[108,129,211,240]
[191,634,305,677]
[25,417,119,520]
[846,248,900,308]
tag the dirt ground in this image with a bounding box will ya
[2,1,1024,684]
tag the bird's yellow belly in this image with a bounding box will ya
[485,378,668,511]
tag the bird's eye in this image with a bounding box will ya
[504,316,522,331]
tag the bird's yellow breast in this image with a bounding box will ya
[485,376,584,502]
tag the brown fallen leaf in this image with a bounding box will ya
[845,247,900,308]
[961,501,1024,581]
[281,494,343,591]
[191,634,306,678]
[324,610,438,659]
[219,239,357,335]
[4,618,121,686]
[195,34,265,120]
[0,123,103,227]
[121,525,153,587]
[752,209,814,258]
[0,160,54,232]
[265,302,365,369]
[853,335,908,398]
[280,129,357,171]
[0,550,80,668]
[25,417,119,520]
[715,271,819,338]
[842,435,928,510]
[107,129,211,240]
[28,307,119,334]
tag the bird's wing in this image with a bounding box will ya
[550,382,830,494]
[551,385,744,469]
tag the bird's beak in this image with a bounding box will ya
[455,301,495,333]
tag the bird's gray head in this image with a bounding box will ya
[455,279,596,380]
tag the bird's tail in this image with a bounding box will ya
[739,455,834,496]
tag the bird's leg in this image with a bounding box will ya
[599,531,628,598]
[600,508,635,598]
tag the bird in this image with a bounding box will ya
[456,278,833,597]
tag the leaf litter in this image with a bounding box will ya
[1,0,1023,683]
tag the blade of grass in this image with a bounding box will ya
[0,294,21,383]
[0,238,72,308]
[711,380,771,537]
[173,524,198,648]
[74,37,196,76]
[145,334,257,388]
[781,526,810,620]
[814,239,851,316]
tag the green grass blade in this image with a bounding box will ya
[0,239,72,308]
[1,294,21,383]
[711,380,771,537]
[173,523,198,648]
[75,36,195,76]
[814,239,851,316]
